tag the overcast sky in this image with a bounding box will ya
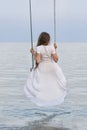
[0,0,87,42]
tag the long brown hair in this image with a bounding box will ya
[37,32,50,46]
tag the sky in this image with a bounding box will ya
[0,0,87,42]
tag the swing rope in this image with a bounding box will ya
[54,0,56,43]
[29,0,34,70]
[29,0,56,69]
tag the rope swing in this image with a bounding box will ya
[29,0,34,71]
[54,0,56,43]
[29,0,56,70]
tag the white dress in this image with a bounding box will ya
[24,44,67,107]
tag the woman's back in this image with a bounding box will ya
[36,44,56,62]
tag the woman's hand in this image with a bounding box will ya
[30,48,35,55]
[54,43,57,49]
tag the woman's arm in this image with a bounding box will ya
[30,48,36,59]
[30,48,41,62]
[36,53,41,64]
[52,43,58,62]
[52,53,58,62]
[30,48,41,68]
[34,53,41,69]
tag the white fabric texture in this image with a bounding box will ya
[24,44,67,107]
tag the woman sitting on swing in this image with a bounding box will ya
[24,32,67,107]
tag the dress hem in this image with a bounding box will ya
[24,86,67,107]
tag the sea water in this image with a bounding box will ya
[0,42,87,130]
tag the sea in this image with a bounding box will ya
[0,42,87,130]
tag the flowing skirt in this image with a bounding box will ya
[24,61,67,107]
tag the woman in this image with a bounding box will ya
[24,32,67,107]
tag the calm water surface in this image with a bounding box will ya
[0,43,87,130]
